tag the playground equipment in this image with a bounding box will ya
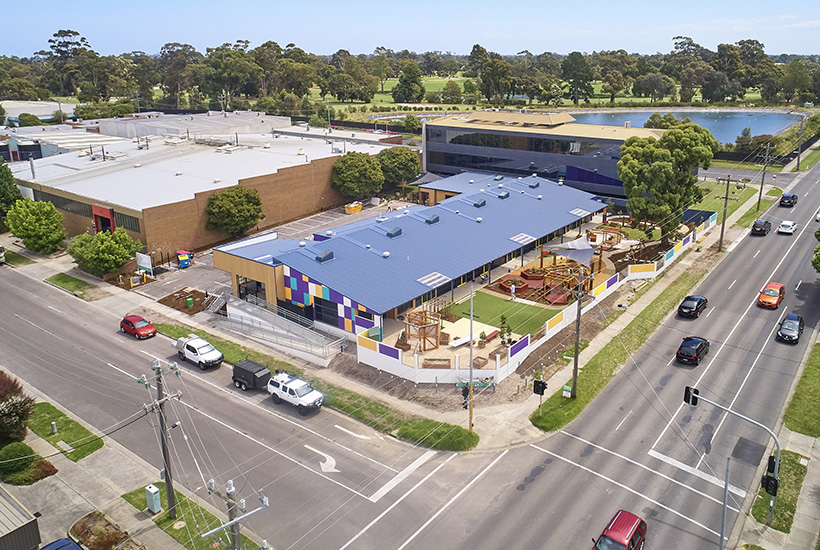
[404,310,442,351]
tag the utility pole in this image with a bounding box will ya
[468,282,475,432]
[139,361,181,519]
[203,479,269,550]
[756,144,772,212]
[571,271,593,399]
[716,175,739,253]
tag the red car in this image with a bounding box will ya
[120,315,157,339]
[757,282,785,309]
[592,510,647,550]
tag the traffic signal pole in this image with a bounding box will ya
[684,387,781,526]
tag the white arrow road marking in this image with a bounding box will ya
[305,445,340,473]
[335,424,371,439]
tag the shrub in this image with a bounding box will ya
[0,442,35,476]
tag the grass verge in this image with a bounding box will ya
[4,250,36,266]
[797,146,820,171]
[767,187,783,197]
[154,323,479,451]
[783,343,820,437]
[45,273,93,299]
[28,402,104,461]
[123,481,257,550]
[695,185,758,223]
[531,263,707,432]
[751,450,806,533]
[710,159,784,172]
[734,199,774,228]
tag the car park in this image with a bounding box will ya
[777,220,797,235]
[119,315,157,339]
[677,295,708,318]
[780,193,798,206]
[758,282,785,309]
[676,336,710,365]
[592,509,647,550]
[751,219,771,235]
[777,313,804,343]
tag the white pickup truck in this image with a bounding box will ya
[175,334,224,370]
[266,371,324,415]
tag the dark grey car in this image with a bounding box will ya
[676,336,710,365]
[777,313,804,343]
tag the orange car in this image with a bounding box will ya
[758,282,785,309]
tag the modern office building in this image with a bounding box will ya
[423,111,665,197]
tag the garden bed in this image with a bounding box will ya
[157,288,210,315]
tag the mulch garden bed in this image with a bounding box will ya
[157,288,211,315]
[71,511,144,550]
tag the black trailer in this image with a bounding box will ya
[232,360,271,391]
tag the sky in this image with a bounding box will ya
[2,0,819,59]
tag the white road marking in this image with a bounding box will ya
[339,454,456,550]
[335,424,371,439]
[559,431,742,507]
[396,450,509,550]
[648,450,746,498]
[368,450,437,503]
[706,308,713,318]
[47,305,62,313]
[728,279,736,290]
[753,250,760,258]
[615,410,632,431]
[213,281,231,288]
[532,445,721,538]
[796,280,802,291]
[304,445,341,473]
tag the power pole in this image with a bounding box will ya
[203,479,269,550]
[570,281,582,399]
[756,144,772,212]
[716,175,739,253]
[468,282,475,432]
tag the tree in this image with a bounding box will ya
[0,160,22,223]
[0,371,34,445]
[561,52,594,104]
[392,60,425,103]
[465,44,490,78]
[479,58,512,104]
[6,199,67,254]
[403,114,421,132]
[440,80,463,104]
[17,113,41,127]
[328,72,358,102]
[331,152,384,199]
[378,147,420,187]
[205,185,264,236]
[644,113,691,129]
[601,71,627,103]
[67,227,142,275]
[617,124,719,245]
[781,60,811,102]
[0,104,5,125]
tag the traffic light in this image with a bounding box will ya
[533,380,547,395]
[684,386,699,406]
[461,386,470,399]
[462,400,468,410]
[762,474,779,496]
[768,455,777,474]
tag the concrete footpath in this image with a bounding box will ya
[2,171,819,549]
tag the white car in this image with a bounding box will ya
[778,221,797,235]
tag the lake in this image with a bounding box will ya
[569,110,803,144]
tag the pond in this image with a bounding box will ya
[569,110,803,144]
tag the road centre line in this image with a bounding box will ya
[338,454,457,550]
[396,450,510,550]
[138,351,398,472]
[796,280,802,291]
[647,449,746,498]
[695,314,783,470]
[728,279,736,290]
[754,250,760,259]
[532,444,720,538]
[651,218,811,453]
[558,431,742,507]
[615,411,632,431]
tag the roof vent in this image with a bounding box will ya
[176,171,183,176]
[469,179,475,184]
[518,177,523,180]
[494,175,503,181]
[425,214,440,225]
[386,226,403,238]
[404,209,410,215]
[298,148,305,155]
[455,209,460,214]
[264,143,270,148]
[326,230,333,236]
[214,178,221,183]
[299,241,306,247]
[498,191,510,200]
[532,173,537,177]
[528,181,540,189]
[382,251,391,258]
[476,217,483,223]
[473,198,486,208]
[537,195,543,200]
[497,183,504,189]
[134,163,141,168]
[366,244,371,249]
[315,250,334,263]
[376,216,388,222]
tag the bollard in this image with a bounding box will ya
[51,421,57,435]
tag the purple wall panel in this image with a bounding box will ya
[378,343,399,359]
[510,335,530,356]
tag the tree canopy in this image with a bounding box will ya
[67,227,143,275]
[378,147,421,187]
[391,60,425,103]
[0,160,22,224]
[205,185,264,236]
[617,123,719,245]
[331,152,384,199]
[5,199,68,254]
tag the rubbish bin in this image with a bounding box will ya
[176,250,191,269]
[186,297,194,308]
[145,484,161,514]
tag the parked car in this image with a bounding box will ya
[751,219,771,236]
[777,220,797,235]
[119,315,156,339]
[592,510,647,550]
[758,282,785,309]
[41,539,83,550]
[267,370,324,415]
[678,295,708,318]
[777,313,804,343]
[780,193,798,206]
[175,334,223,369]
[676,336,710,365]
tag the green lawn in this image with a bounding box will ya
[3,250,35,266]
[751,450,807,533]
[28,402,103,461]
[767,187,783,197]
[123,481,257,550]
[797,145,820,171]
[710,159,783,172]
[784,343,820,437]
[450,290,561,336]
[45,273,93,300]
[694,184,758,223]
[734,199,774,228]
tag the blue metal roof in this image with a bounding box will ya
[218,172,604,314]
